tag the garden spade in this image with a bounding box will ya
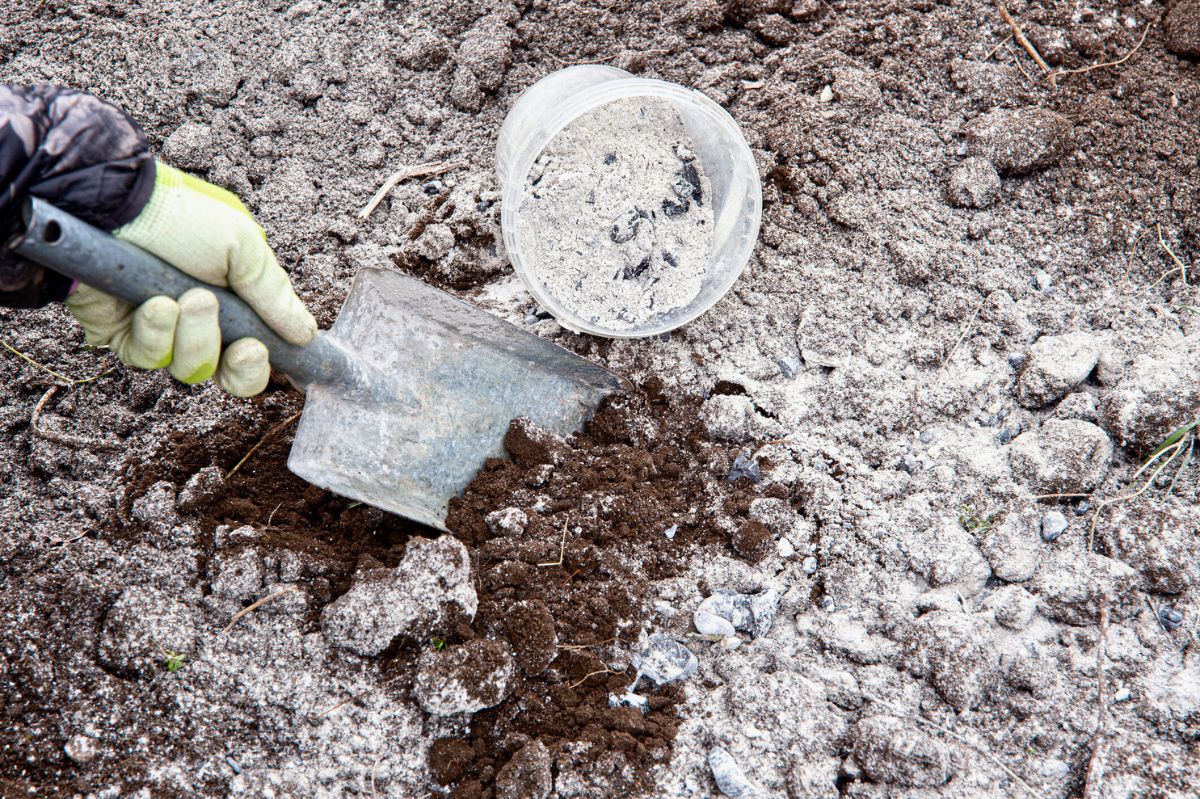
[11,199,622,530]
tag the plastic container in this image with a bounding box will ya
[496,66,762,338]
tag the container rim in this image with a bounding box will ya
[499,77,762,339]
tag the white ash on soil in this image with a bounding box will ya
[515,97,712,331]
[3,1,1200,798]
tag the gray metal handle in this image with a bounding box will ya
[10,198,354,389]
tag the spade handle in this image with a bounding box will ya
[10,198,354,389]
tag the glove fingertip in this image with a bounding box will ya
[217,338,270,397]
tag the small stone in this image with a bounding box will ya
[664,524,679,540]
[777,357,799,378]
[608,691,650,713]
[64,735,98,764]
[694,609,737,637]
[1039,759,1070,779]
[851,716,953,787]
[1008,420,1113,495]
[495,740,552,799]
[897,454,917,474]
[776,537,795,558]
[1165,0,1200,59]
[1041,511,1068,542]
[727,453,761,483]
[818,84,833,102]
[1033,269,1054,291]
[963,107,1075,175]
[946,157,1001,209]
[1017,332,1101,407]
[632,634,698,686]
[709,747,757,798]
[919,430,936,444]
[802,556,819,575]
[414,639,514,716]
[1159,606,1184,631]
[698,588,780,638]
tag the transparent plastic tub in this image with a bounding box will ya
[496,66,762,338]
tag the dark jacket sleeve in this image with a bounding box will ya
[0,85,155,308]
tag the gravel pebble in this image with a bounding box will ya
[632,634,698,686]
[1041,511,1068,542]
[1159,606,1184,631]
[709,746,757,797]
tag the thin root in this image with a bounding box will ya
[568,668,614,690]
[31,385,120,449]
[1157,223,1189,287]
[226,411,303,480]
[1048,23,1151,83]
[358,160,468,220]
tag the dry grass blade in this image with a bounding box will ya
[1049,23,1151,82]
[225,410,303,480]
[358,160,467,220]
[1088,435,1190,549]
[568,668,614,690]
[984,33,1014,61]
[537,522,569,567]
[859,689,1038,798]
[222,585,300,634]
[320,675,404,717]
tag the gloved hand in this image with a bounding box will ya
[65,163,316,397]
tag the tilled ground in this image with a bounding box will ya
[3,0,1200,798]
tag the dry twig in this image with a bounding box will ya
[358,160,467,220]
[225,411,303,480]
[222,585,300,634]
[1048,23,1151,82]
[998,2,1053,83]
[1083,604,1111,799]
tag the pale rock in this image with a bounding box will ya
[1017,332,1100,408]
[851,715,954,786]
[979,510,1041,582]
[1031,549,1141,626]
[1008,420,1113,494]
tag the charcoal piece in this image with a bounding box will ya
[622,255,652,280]
[662,197,690,217]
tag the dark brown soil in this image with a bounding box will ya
[115,380,763,799]
[432,386,760,798]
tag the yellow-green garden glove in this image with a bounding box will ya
[65,163,316,397]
